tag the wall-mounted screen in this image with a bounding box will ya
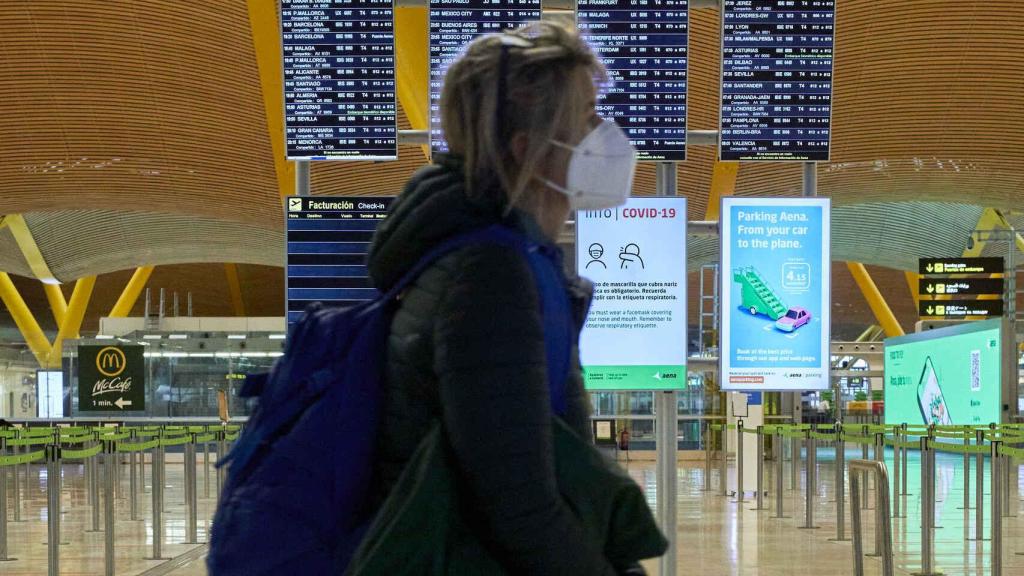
[579,0,689,161]
[281,0,398,160]
[285,197,392,324]
[884,319,1003,426]
[36,370,64,418]
[721,197,831,391]
[429,0,541,154]
[719,0,835,161]
[576,198,688,390]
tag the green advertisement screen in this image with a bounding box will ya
[884,319,1002,426]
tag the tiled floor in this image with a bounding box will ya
[4,446,1024,575]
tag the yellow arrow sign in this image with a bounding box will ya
[926,284,934,293]
[926,306,935,315]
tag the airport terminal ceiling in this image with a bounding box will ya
[0,1,1022,337]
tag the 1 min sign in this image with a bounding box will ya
[78,345,145,412]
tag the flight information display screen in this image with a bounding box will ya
[281,0,398,161]
[719,0,835,162]
[429,0,541,154]
[579,0,689,161]
[285,197,393,324]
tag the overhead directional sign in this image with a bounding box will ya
[919,257,1004,275]
[286,196,392,324]
[719,0,835,161]
[78,345,145,412]
[579,0,689,161]
[429,0,541,154]
[919,300,1004,319]
[281,0,398,161]
[919,278,1004,297]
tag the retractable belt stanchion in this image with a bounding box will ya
[974,429,986,541]
[0,450,13,562]
[217,428,227,497]
[703,422,712,492]
[800,429,819,529]
[46,444,61,576]
[773,427,787,518]
[186,434,199,544]
[901,426,909,497]
[146,441,168,561]
[103,440,116,576]
[892,433,902,519]
[992,439,1002,576]
[753,426,768,510]
[129,431,139,521]
[962,431,972,511]
[720,425,728,497]
[832,425,848,541]
[918,436,940,576]
[12,442,21,523]
[791,428,799,491]
[735,420,745,503]
[204,433,212,499]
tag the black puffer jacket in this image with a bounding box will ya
[366,156,616,575]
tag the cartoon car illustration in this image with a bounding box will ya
[775,307,811,332]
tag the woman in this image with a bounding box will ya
[366,22,639,574]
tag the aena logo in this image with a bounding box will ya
[96,347,127,377]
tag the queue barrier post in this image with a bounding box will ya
[901,426,909,497]
[790,427,799,491]
[773,427,787,519]
[89,432,101,533]
[962,431,972,512]
[146,442,168,561]
[12,442,21,523]
[892,434,902,519]
[217,428,227,497]
[992,440,1002,576]
[735,420,745,503]
[974,429,986,541]
[186,434,199,544]
[103,440,116,576]
[753,426,768,510]
[129,431,139,521]
[720,425,728,497]
[918,436,941,576]
[832,425,849,541]
[204,434,212,499]
[0,452,13,562]
[849,459,894,576]
[799,429,819,530]
[46,444,61,576]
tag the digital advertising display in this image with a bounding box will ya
[36,370,64,418]
[721,197,831,391]
[579,0,689,161]
[719,0,835,161]
[884,319,1003,426]
[576,197,687,390]
[281,0,398,160]
[429,0,541,154]
[285,196,392,324]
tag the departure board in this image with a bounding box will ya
[429,0,542,154]
[580,0,689,162]
[281,0,398,161]
[719,0,835,162]
[285,197,393,324]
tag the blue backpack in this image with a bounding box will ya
[207,224,573,575]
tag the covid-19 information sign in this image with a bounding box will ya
[721,197,830,391]
[884,319,1003,426]
[576,198,687,390]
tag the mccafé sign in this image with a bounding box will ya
[77,345,145,412]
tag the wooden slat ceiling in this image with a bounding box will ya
[0,1,1020,333]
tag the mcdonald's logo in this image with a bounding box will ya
[96,347,127,377]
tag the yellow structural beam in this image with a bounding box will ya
[847,262,905,338]
[395,7,430,160]
[962,208,1006,258]
[0,272,53,366]
[43,283,67,326]
[6,214,59,284]
[704,162,739,221]
[109,266,155,318]
[48,276,96,368]
[904,271,920,309]
[225,264,246,317]
[246,0,295,199]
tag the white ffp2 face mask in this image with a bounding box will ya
[540,118,638,210]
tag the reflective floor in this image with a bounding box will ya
[5,446,1024,575]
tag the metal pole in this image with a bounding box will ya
[873,433,884,553]
[103,441,115,576]
[791,432,799,490]
[46,445,60,576]
[0,454,12,562]
[720,425,728,497]
[147,445,166,560]
[11,444,20,523]
[976,430,986,541]
[753,426,767,510]
[204,440,211,499]
[920,437,934,574]
[89,450,100,532]
[186,436,198,544]
[296,160,311,196]
[800,432,819,529]
[129,448,138,521]
[993,441,1002,576]
[964,438,972,511]
[833,427,848,540]
[86,450,93,506]
[901,426,909,496]
[861,426,869,509]
[217,434,227,496]
[736,419,745,503]
[774,428,787,518]
[851,471,865,576]
[893,433,902,519]
[656,390,678,576]
[802,162,817,198]
[1003,451,1012,518]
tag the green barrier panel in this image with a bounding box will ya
[132,430,160,438]
[931,442,989,455]
[21,427,56,437]
[0,449,47,466]
[98,432,131,441]
[225,432,240,441]
[741,427,759,434]
[117,439,161,453]
[187,426,207,433]
[7,436,53,447]
[842,434,875,445]
[61,434,96,445]
[998,445,1024,459]
[226,425,242,432]
[195,434,217,443]
[710,424,724,432]
[160,436,191,447]
[0,430,15,439]
[810,432,837,441]
[884,438,921,450]
[58,427,91,436]
[61,444,104,460]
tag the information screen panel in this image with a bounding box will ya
[576,198,687,390]
[721,197,831,391]
[281,0,398,160]
[579,0,688,161]
[36,370,64,418]
[285,197,392,324]
[429,0,541,154]
[719,0,835,162]
[885,319,1002,426]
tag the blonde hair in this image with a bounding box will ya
[439,21,606,210]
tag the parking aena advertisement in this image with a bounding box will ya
[721,197,831,391]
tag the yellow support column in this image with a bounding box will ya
[246,0,295,199]
[48,276,96,368]
[225,264,246,317]
[109,266,155,318]
[43,283,68,326]
[904,271,920,309]
[6,214,60,284]
[847,262,904,338]
[0,272,52,366]
[395,7,429,160]
[704,162,739,221]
